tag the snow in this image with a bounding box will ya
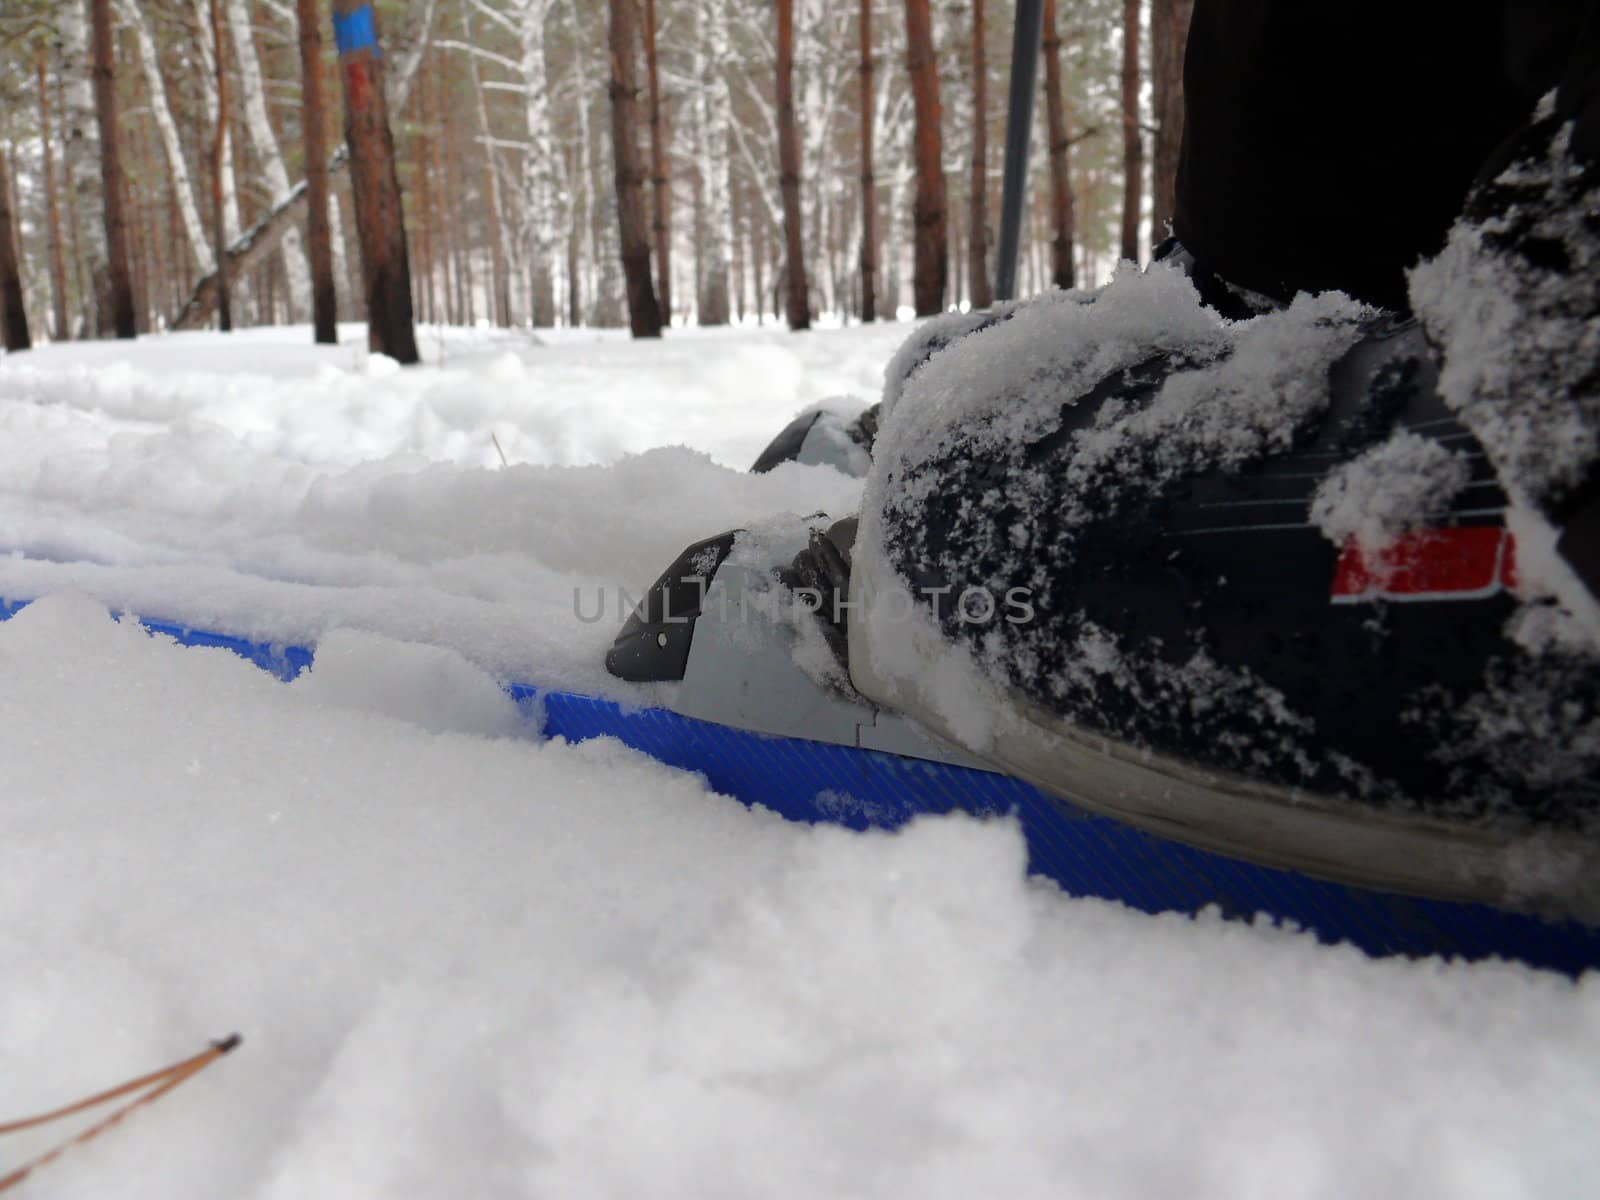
[1311,431,1473,551]
[0,323,881,697]
[0,322,903,472]
[5,593,1600,1199]
[289,627,530,737]
[1,319,1598,1197]
[1410,107,1600,643]
[1410,118,1600,520]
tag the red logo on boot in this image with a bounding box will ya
[1331,527,1518,603]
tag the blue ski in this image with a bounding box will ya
[3,592,1597,975]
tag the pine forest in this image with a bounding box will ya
[0,0,1194,355]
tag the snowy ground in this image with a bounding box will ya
[0,323,884,696]
[0,323,1597,1198]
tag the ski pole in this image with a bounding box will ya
[996,0,1046,302]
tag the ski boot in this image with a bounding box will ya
[612,82,1600,930]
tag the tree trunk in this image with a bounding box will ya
[750,192,766,324]
[775,0,809,331]
[606,0,663,338]
[464,15,511,328]
[331,187,360,320]
[209,0,232,331]
[968,0,993,309]
[162,170,177,314]
[695,0,733,327]
[61,3,106,336]
[0,149,32,352]
[1119,0,1144,264]
[485,145,511,326]
[817,190,835,317]
[565,0,600,323]
[297,0,339,342]
[169,0,434,332]
[1031,179,1046,294]
[644,0,673,323]
[731,182,745,321]
[126,129,152,333]
[519,0,558,328]
[858,0,877,323]
[947,191,961,306]
[261,257,275,325]
[89,0,136,338]
[334,0,420,362]
[431,48,453,325]
[566,174,582,326]
[36,45,71,342]
[167,168,186,315]
[442,77,464,325]
[415,70,435,325]
[1041,0,1076,290]
[459,196,475,324]
[904,0,946,317]
[191,0,243,282]
[226,0,312,319]
[1150,0,1193,242]
[122,0,212,278]
[884,170,908,314]
[689,34,706,316]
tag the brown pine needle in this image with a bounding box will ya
[0,1036,240,1194]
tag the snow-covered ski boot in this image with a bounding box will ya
[846,78,1600,920]
[613,78,1600,939]
[853,286,1597,909]
[613,281,1599,932]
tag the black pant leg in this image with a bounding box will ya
[1172,2,1550,310]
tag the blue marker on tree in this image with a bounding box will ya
[332,3,380,58]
